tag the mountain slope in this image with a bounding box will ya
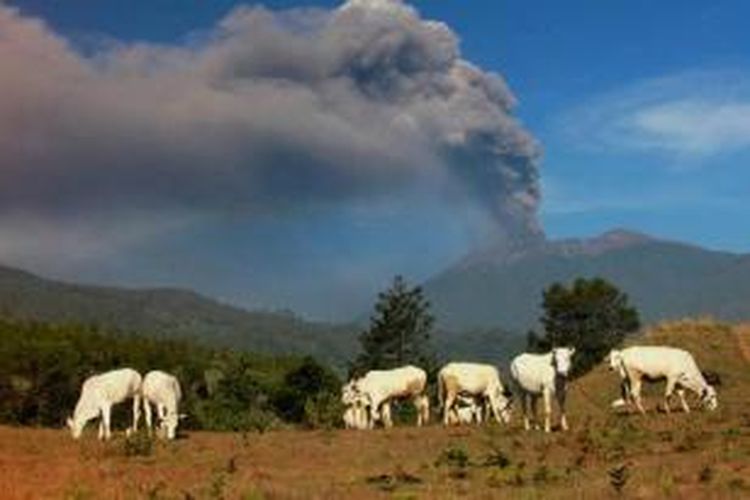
[0,265,357,365]
[424,229,750,331]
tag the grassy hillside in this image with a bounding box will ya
[0,264,357,367]
[1,319,748,498]
[425,230,750,331]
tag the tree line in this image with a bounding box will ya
[0,320,342,431]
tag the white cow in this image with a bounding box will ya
[67,368,142,440]
[445,394,484,426]
[343,366,428,428]
[510,347,575,433]
[608,346,718,414]
[438,362,512,426]
[142,370,183,439]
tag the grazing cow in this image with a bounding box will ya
[67,368,142,440]
[608,346,718,414]
[142,370,183,439]
[343,366,428,428]
[445,394,484,426]
[510,348,575,433]
[438,362,512,426]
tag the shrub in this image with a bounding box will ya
[122,430,154,457]
[303,391,344,429]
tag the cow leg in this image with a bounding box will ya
[542,389,552,433]
[414,394,429,426]
[132,393,141,432]
[521,393,530,430]
[619,378,633,411]
[101,404,112,440]
[631,377,646,414]
[531,395,541,430]
[443,390,456,426]
[368,400,379,429]
[358,404,369,429]
[557,390,568,431]
[381,401,393,428]
[144,399,153,433]
[663,377,678,414]
[98,412,105,440]
[677,389,690,413]
[522,394,529,430]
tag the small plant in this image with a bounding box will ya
[364,467,422,492]
[303,391,344,429]
[208,472,226,500]
[532,465,551,484]
[659,469,675,497]
[393,466,423,485]
[722,427,741,439]
[246,410,275,434]
[482,448,511,469]
[728,477,748,491]
[435,445,471,480]
[608,463,629,495]
[226,455,238,474]
[435,446,471,469]
[122,430,154,457]
[698,465,713,483]
[365,474,397,492]
[144,481,166,500]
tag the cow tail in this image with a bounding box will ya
[437,372,444,411]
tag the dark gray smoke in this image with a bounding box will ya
[0,0,542,250]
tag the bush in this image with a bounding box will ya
[303,391,344,429]
[122,430,154,457]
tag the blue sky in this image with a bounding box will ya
[3,0,749,318]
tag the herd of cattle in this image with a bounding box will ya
[66,345,719,440]
[341,345,719,431]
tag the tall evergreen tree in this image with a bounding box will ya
[350,275,436,376]
[534,277,640,376]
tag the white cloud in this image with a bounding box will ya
[559,69,750,160]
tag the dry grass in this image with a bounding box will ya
[1,319,749,499]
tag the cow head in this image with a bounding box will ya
[160,412,183,440]
[489,385,513,424]
[701,386,719,411]
[552,347,575,377]
[608,349,623,371]
[341,379,359,405]
[66,416,84,439]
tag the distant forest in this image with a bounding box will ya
[0,318,343,432]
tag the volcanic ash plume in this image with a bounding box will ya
[0,0,542,247]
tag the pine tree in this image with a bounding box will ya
[350,275,436,376]
[535,277,640,376]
